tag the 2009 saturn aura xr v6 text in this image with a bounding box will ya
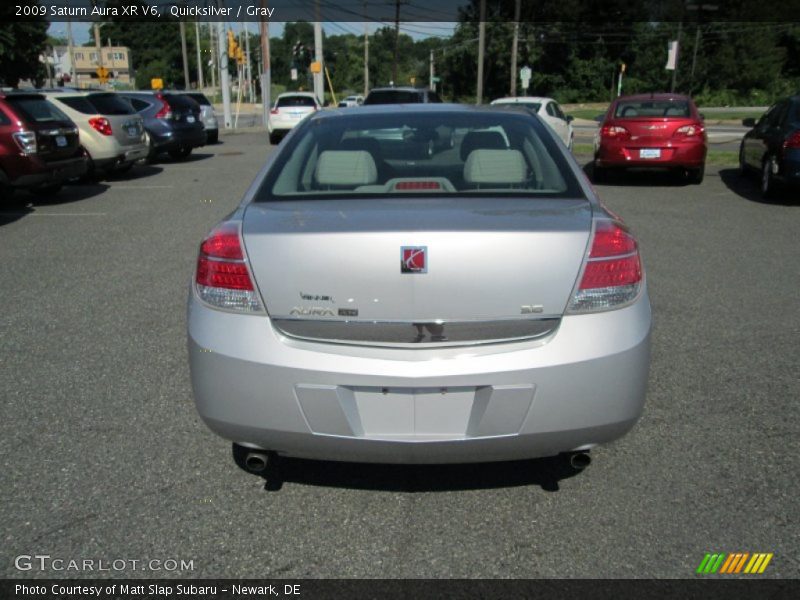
[187,104,651,468]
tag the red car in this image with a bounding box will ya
[0,92,87,199]
[593,93,707,184]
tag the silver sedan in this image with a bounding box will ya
[187,105,651,469]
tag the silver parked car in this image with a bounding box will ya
[188,105,651,470]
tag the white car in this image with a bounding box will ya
[491,96,574,150]
[268,92,321,145]
[338,95,364,108]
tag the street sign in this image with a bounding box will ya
[151,78,163,90]
[96,66,109,83]
[290,68,298,81]
[432,76,441,83]
[520,65,532,90]
[310,61,321,74]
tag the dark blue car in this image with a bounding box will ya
[739,95,800,198]
[119,91,206,161]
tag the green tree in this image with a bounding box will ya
[0,3,48,87]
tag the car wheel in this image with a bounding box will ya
[168,146,192,160]
[269,131,281,145]
[0,169,12,200]
[592,162,606,183]
[687,164,705,185]
[761,155,778,199]
[114,162,134,174]
[32,183,62,196]
[207,131,218,144]
[738,145,748,176]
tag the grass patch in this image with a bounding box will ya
[571,143,739,167]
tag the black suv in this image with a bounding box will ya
[363,87,443,105]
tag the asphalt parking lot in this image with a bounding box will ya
[2,132,798,579]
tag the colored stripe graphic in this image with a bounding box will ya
[698,552,773,574]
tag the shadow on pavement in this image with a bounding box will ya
[103,164,164,181]
[581,160,695,187]
[0,181,111,226]
[719,168,799,206]
[149,152,215,165]
[232,445,587,494]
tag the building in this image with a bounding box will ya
[52,45,133,88]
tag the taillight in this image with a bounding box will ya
[270,108,279,115]
[12,131,37,155]
[194,221,263,313]
[783,131,800,149]
[88,117,113,136]
[568,220,643,313]
[155,97,173,120]
[601,125,630,140]
[673,123,703,138]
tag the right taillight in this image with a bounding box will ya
[783,131,800,149]
[568,220,643,313]
[270,108,279,115]
[601,125,631,140]
[194,221,264,313]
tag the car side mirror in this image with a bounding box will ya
[566,115,574,123]
[699,113,705,121]
[742,118,756,127]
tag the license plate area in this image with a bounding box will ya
[55,135,67,147]
[639,148,661,159]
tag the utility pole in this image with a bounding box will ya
[392,0,402,85]
[363,3,369,96]
[259,0,271,127]
[671,20,682,93]
[510,0,520,96]
[476,0,486,104]
[66,21,76,84]
[195,21,204,89]
[217,18,232,128]
[209,23,216,90]
[179,21,190,89]
[244,22,253,103]
[93,22,104,71]
[429,49,434,91]
[313,9,324,103]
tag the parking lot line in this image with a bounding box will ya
[0,211,108,217]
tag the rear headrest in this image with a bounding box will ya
[339,137,381,157]
[460,130,507,161]
[464,149,527,185]
[621,106,638,117]
[315,150,377,186]
[664,106,687,117]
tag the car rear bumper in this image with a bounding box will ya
[7,155,88,187]
[188,288,652,464]
[150,128,207,151]
[779,150,800,185]
[596,141,706,169]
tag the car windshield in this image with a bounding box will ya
[614,100,691,118]
[277,96,316,108]
[258,111,581,200]
[365,91,423,104]
[6,97,70,123]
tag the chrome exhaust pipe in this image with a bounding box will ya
[244,451,269,473]
[569,452,591,470]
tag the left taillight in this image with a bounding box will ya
[568,220,643,313]
[783,131,800,149]
[88,117,113,136]
[12,131,37,155]
[194,221,264,313]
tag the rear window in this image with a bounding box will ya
[259,112,582,201]
[364,90,423,105]
[86,93,136,115]
[6,97,70,123]
[185,93,211,106]
[55,96,96,114]
[162,94,199,111]
[614,100,691,118]
[276,96,317,108]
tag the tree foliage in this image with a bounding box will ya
[0,3,48,87]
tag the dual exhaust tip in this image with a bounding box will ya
[246,450,591,472]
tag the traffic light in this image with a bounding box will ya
[227,30,238,59]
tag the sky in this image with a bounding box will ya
[48,21,457,45]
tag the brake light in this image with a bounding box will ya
[270,108,279,115]
[783,131,800,149]
[395,181,441,190]
[195,221,263,313]
[601,125,630,140]
[155,97,173,120]
[88,117,112,136]
[673,123,703,137]
[12,131,37,155]
[568,220,643,313]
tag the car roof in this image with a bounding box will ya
[40,90,109,97]
[0,91,45,100]
[369,87,427,93]
[614,93,694,102]
[277,91,317,98]
[312,103,538,120]
[492,96,551,104]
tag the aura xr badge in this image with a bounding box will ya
[401,246,427,273]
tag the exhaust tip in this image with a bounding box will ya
[244,452,269,473]
[569,452,592,470]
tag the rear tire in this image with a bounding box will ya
[206,131,218,144]
[269,131,281,145]
[0,169,12,200]
[592,162,606,183]
[114,162,134,174]
[738,145,748,177]
[168,146,192,160]
[761,155,778,199]
[32,183,62,196]
[687,164,705,185]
